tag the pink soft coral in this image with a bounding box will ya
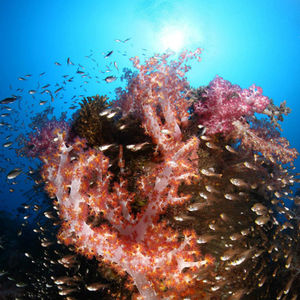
[194,75,270,135]
[26,119,69,158]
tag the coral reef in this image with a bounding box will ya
[6,49,299,299]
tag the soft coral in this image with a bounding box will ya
[194,75,270,135]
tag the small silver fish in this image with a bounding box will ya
[205,185,219,194]
[104,76,117,83]
[197,124,206,135]
[3,142,12,147]
[243,161,257,170]
[67,57,74,65]
[173,214,195,222]
[200,168,222,178]
[55,87,63,93]
[187,202,206,211]
[86,282,108,291]
[104,50,113,58]
[16,282,27,288]
[219,213,229,222]
[255,215,270,226]
[107,111,118,118]
[0,271,8,276]
[44,211,55,219]
[99,108,112,116]
[196,234,214,244]
[7,168,22,179]
[251,203,267,215]
[0,96,18,104]
[225,145,237,154]
[126,142,149,151]
[200,135,210,141]
[41,241,54,247]
[224,193,238,201]
[114,61,119,71]
[240,228,250,236]
[229,178,248,187]
[229,233,242,241]
[119,124,127,130]
[230,256,246,266]
[205,142,219,150]
[115,38,130,43]
[99,144,116,151]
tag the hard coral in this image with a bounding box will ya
[70,94,155,184]
[71,95,114,147]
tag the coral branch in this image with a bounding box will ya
[233,119,298,164]
[41,130,203,299]
[115,49,202,153]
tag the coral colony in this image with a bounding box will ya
[23,49,299,299]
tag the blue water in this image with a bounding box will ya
[0,0,299,211]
